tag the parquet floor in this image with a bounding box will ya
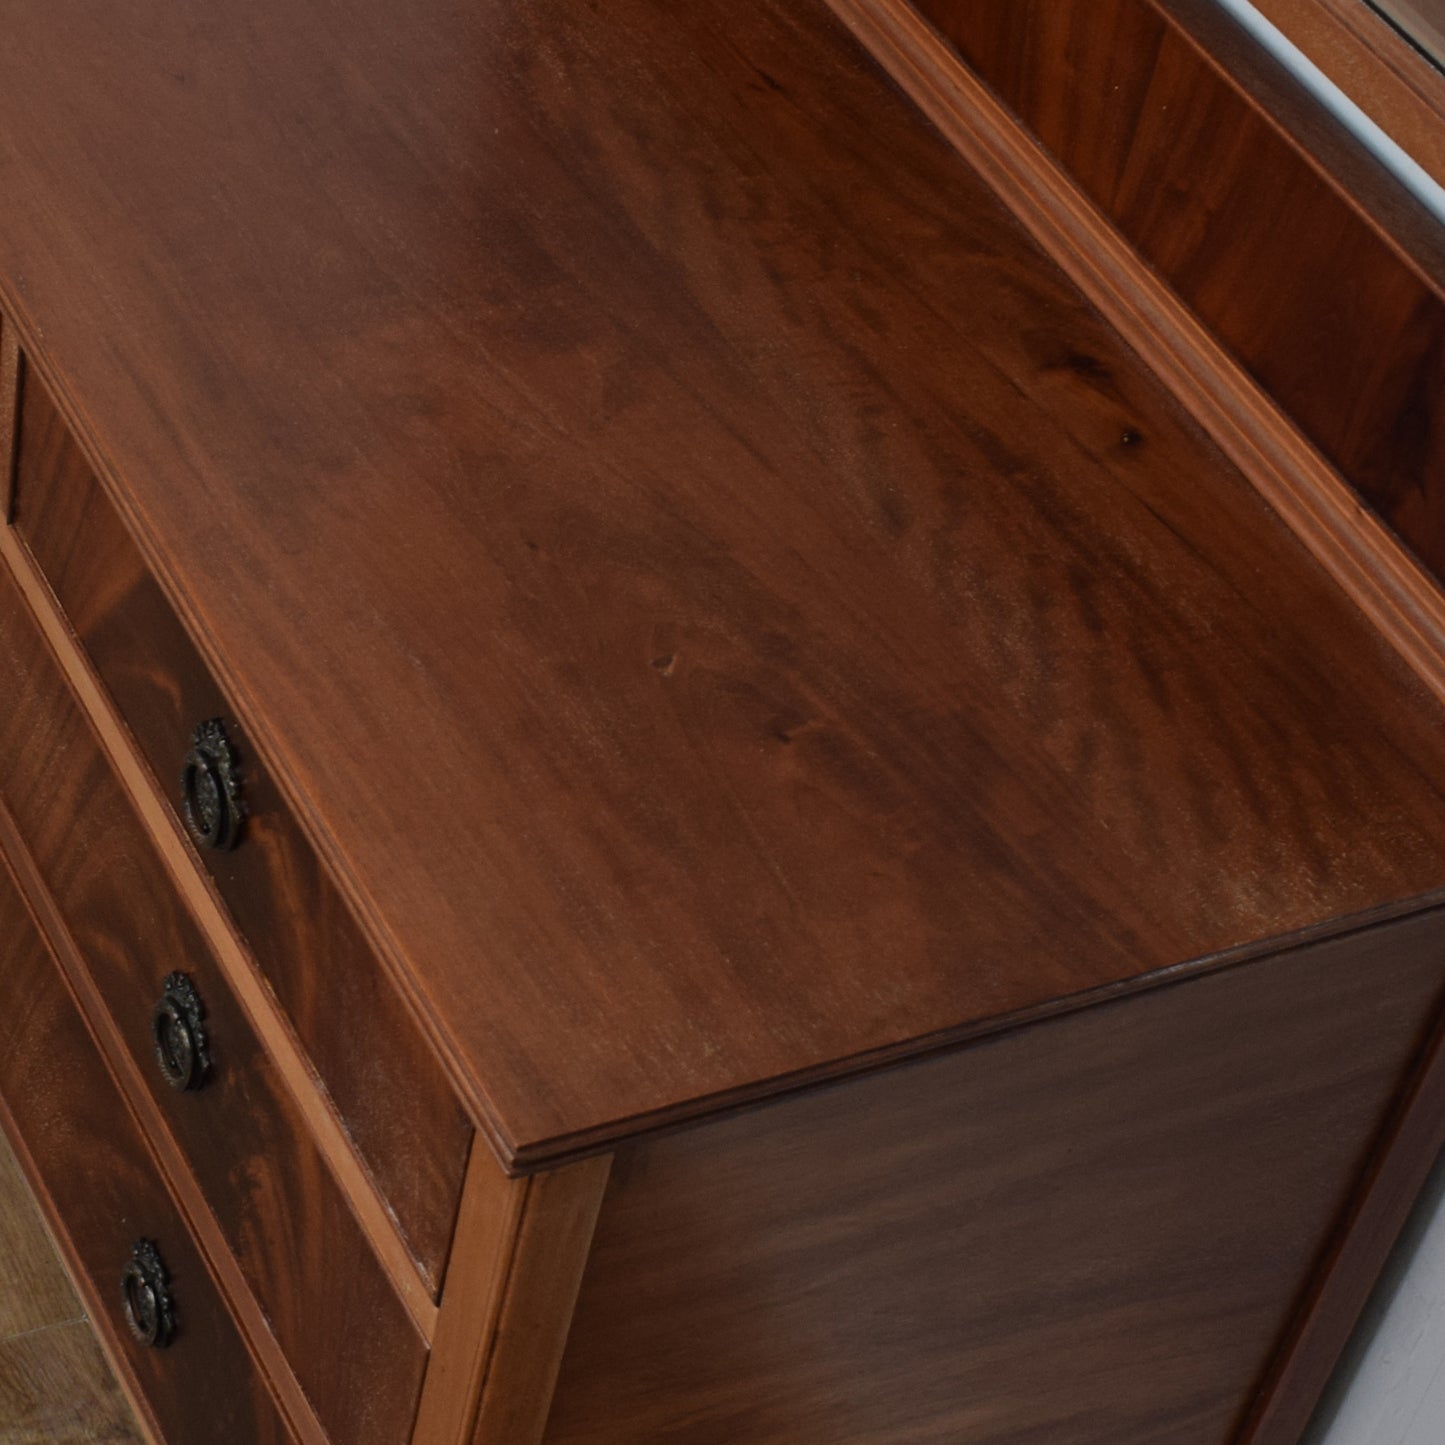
[0,1125,143,1443]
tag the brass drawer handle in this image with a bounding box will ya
[151,973,210,1092]
[121,1239,176,1348]
[180,719,244,851]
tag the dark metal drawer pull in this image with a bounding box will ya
[121,1239,176,1348]
[151,972,210,1092]
[180,719,244,851]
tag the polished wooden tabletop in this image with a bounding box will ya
[2,0,1445,1166]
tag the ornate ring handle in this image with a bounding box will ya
[180,719,244,851]
[151,973,210,1092]
[121,1239,176,1348]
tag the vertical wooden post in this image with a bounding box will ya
[411,1148,611,1445]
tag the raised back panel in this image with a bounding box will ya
[904,0,1445,583]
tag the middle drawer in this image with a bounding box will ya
[0,558,428,1444]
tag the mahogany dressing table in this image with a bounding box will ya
[2,1,1445,1441]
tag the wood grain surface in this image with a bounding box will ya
[0,316,18,522]
[0,458,439,1336]
[824,0,1445,758]
[0,791,329,1445]
[1372,0,1445,63]
[0,560,427,1445]
[412,1151,611,1445]
[906,0,1445,587]
[469,1159,611,1445]
[4,0,1445,1164]
[10,367,471,1289]
[1246,0,1445,188]
[0,857,296,1445]
[543,909,1445,1444]
[412,1154,528,1445]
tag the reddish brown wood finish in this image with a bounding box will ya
[468,1159,611,1445]
[1373,0,1445,63]
[543,911,1445,1445]
[0,856,296,1445]
[0,556,428,1444]
[412,1158,529,1445]
[1247,0,1445,188]
[3,0,1445,1166]
[4,1,1445,1440]
[825,0,1445,732]
[904,0,1445,579]
[0,789,330,1445]
[10,370,471,1279]
[0,318,17,521]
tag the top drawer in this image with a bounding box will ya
[8,365,471,1296]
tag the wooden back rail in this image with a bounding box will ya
[828,0,1445,714]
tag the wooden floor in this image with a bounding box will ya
[0,1124,144,1443]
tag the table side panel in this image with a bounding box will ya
[543,910,1445,1444]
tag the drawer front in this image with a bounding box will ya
[0,855,297,1445]
[0,560,427,1444]
[9,368,470,1294]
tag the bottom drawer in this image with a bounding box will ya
[0,854,296,1445]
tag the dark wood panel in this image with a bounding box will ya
[4,0,1445,1161]
[0,559,427,1445]
[469,1160,611,1445]
[544,912,1445,1444]
[11,369,470,1282]
[906,0,1445,579]
[0,856,295,1445]
[823,0,1445,736]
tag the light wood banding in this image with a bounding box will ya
[412,1154,528,1445]
[474,1159,611,1445]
